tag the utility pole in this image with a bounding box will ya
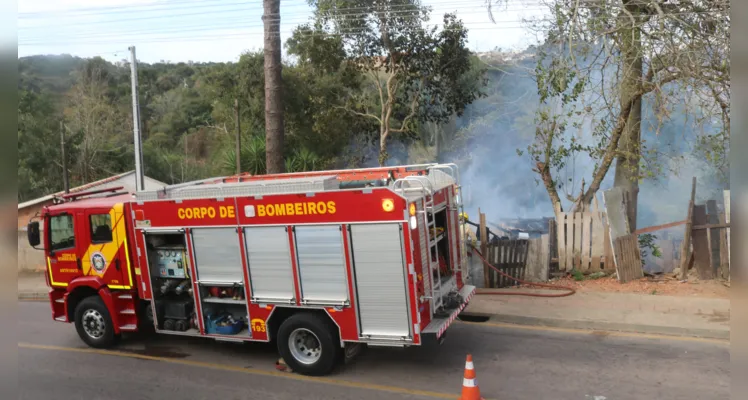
[60,120,69,194]
[234,98,241,175]
[128,46,145,191]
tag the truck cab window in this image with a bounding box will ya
[49,214,75,251]
[90,214,112,243]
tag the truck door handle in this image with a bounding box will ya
[115,259,121,271]
[76,258,82,270]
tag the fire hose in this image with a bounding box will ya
[470,244,576,298]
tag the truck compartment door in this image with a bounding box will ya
[349,223,411,339]
[191,228,244,284]
[243,226,295,303]
[294,225,348,305]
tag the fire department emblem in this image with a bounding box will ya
[91,252,107,272]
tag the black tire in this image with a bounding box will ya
[137,301,156,333]
[74,296,119,349]
[163,319,175,331]
[277,313,341,376]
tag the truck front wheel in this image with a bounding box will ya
[74,296,119,349]
[277,313,341,376]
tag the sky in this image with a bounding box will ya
[18,0,548,63]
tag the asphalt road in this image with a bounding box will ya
[19,301,729,400]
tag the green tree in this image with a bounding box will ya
[310,0,484,165]
[18,90,66,201]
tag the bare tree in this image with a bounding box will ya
[65,59,128,183]
[490,0,730,225]
[264,0,285,173]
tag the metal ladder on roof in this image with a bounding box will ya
[426,163,468,284]
[392,176,443,314]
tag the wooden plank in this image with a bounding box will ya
[493,243,500,287]
[490,244,496,288]
[603,187,631,240]
[590,200,605,271]
[680,177,697,280]
[480,210,488,288]
[503,244,509,287]
[706,199,721,277]
[571,212,580,270]
[574,212,584,270]
[706,227,713,276]
[614,234,643,283]
[603,219,614,271]
[525,238,539,282]
[719,212,729,280]
[521,240,525,282]
[557,213,567,271]
[485,244,491,288]
[567,213,575,270]
[632,220,687,235]
[540,234,550,281]
[549,219,557,260]
[692,223,730,230]
[691,205,714,279]
[582,212,592,272]
[724,190,730,275]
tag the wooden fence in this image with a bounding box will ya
[484,239,530,288]
[554,209,614,273]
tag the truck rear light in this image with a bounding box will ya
[381,198,395,212]
[409,216,417,230]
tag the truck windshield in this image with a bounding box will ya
[49,214,75,251]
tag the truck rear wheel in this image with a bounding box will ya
[277,313,341,376]
[74,296,119,349]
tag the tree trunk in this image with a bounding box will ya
[263,0,285,174]
[613,0,644,232]
[378,127,389,166]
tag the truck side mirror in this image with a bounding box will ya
[27,221,41,248]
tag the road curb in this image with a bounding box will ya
[460,312,730,340]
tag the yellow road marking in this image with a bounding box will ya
[18,343,464,399]
[457,320,730,345]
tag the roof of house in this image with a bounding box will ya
[18,171,166,210]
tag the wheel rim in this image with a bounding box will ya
[288,328,322,365]
[82,309,106,339]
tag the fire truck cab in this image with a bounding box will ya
[26,163,475,376]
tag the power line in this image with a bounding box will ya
[19,0,544,25]
[20,25,529,47]
[19,0,530,17]
[19,7,546,41]
[19,6,722,46]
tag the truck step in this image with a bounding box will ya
[54,316,67,322]
[55,298,64,303]
[119,324,137,331]
[117,294,133,299]
[119,309,136,315]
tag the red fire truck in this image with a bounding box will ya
[26,163,475,376]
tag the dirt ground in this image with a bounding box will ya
[527,273,730,299]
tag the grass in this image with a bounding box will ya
[571,269,585,281]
